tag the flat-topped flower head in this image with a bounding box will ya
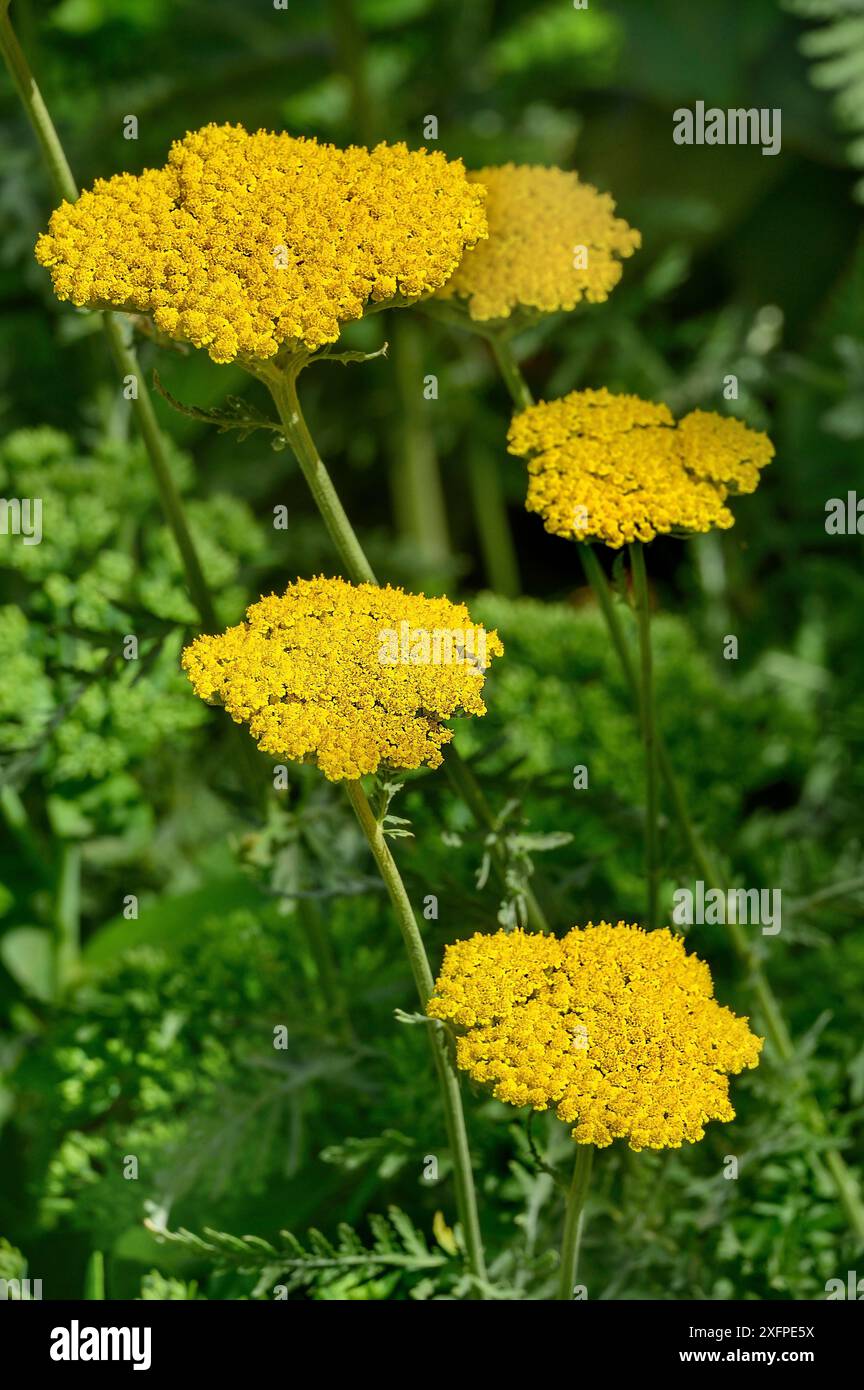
[182,576,503,781]
[437,163,640,324]
[35,123,487,364]
[428,922,762,1150]
[507,388,774,548]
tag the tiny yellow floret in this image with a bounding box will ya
[437,163,640,322]
[181,576,503,781]
[507,388,774,547]
[428,922,763,1150]
[35,123,488,363]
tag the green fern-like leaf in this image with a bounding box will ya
[786,0,864,198]
[145,1207,452,1299]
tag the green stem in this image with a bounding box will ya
[580,544,636,683]
[629,544,660,930]
[84,1251,105,1300]
[557,1144,594,1300]
[104,318,219,630]
[489,332,534,411]
[0,3,76,203]
[467,444,521,598]
[579,545,864,1243]
[0,6,218,634]
[266,364,377,586]
[53,840,81,997]
[343,779,487,1287]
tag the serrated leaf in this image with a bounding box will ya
[152,371,283,441]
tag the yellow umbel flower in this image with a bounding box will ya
[437,164,640,322]
[428,922,762,1151]
[182,576,503,781]
[507,388,774,548]
[35,123,487,364]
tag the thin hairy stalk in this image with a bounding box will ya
[0,6,218,633]
[579,546,864,1241]
[629,544,660,929]
[558,1144,594,1300]
[343,779,487,1286]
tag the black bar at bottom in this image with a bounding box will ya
[1,1296,858,1376]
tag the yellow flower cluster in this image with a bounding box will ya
[427,922,762,1150]
[507,388,774,548]
[437,164,640,322]
[35,123,488,364]
[181,576,503,781]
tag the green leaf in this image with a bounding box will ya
[152,371,284,441]
[0,926,53,1001]
[147,1206,451,1296]
[309,342,389,368]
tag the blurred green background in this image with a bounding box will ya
[1,0,862,1300]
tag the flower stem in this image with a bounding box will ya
[579,544,864,1242]
[0,3,76,203]
[489,331,534,411]
[343,779,487,1287]
[84,1250,106,1301]
[266,364,378,586]
[629,544,660,930]
[0,7,219,635]
[557,1144,594,1300]
[104,317,219,631]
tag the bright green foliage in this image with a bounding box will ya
[0,426,268,834]
[152,1207,455,1300]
